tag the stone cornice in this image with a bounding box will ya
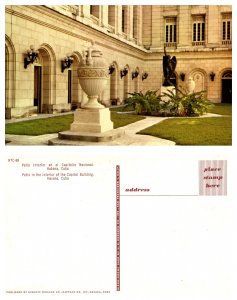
[5,5,147,61]
[147,51,232,61]
[5,5,232,63]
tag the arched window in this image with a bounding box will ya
[222,71,232,103]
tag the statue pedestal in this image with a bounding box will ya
[161,86,176,101]
[70,108,113,133]
[48,108,125,144]
[48,42,126,145]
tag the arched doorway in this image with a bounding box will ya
[71,53,81,110]
[5,45,10,109]
[118,65,129,104]
[5,35,16,119]
[34,65,42,113]
[221,71,232,103]
[36,44,56,113]
[132,67,140,92]
[35,47,52,113]
[110,61,119,105]
[124,65,130,100]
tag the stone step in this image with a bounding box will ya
[52,128,125,143]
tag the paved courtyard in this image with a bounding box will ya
[5,115,175,146]
[5,112,222,146]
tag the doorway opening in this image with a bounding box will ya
[34,66,42,113]
[68,69,72,104]
[222,71,232,103]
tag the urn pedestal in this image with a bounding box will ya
[70,108,113,133]
[48,42,124,145]
[69,42,113,134]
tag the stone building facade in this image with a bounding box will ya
[5,5,232,119]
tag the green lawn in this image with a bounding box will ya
[5,111,144,136]
[5,104,232,145]
[109,105,132,112]
[138,104,232,145]
[111,112,145,128]
[208,103,232,115]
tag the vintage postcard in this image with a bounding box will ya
[1,1,236,300]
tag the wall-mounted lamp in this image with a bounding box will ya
[109,63,116,75]
[132,70,139,80]
[24,45,39,69]
[61,54,74,72]
[209,72,215,81]
[142,72,148,81]
[180,72,185,81]
[120,67,128,78]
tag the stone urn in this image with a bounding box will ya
[78,42,109,109]
[187,76,196,94]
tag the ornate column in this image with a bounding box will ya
[81,5,91,19]
[101,5,108,27]
[135,5,143,45]
[116,5,123,35]
[128,5,134,40]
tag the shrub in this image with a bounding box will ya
[124,90,162,115]
[161,89,214,117]
[124,89,213,117]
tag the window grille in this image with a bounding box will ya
[222,15,232,45]
[192,15,205,46]
[164,17,177,47]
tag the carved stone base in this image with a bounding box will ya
[48,107,121,144]
[48,128,125,144]
[70,108,113,133]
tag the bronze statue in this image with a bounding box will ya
[162,46,177,86]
